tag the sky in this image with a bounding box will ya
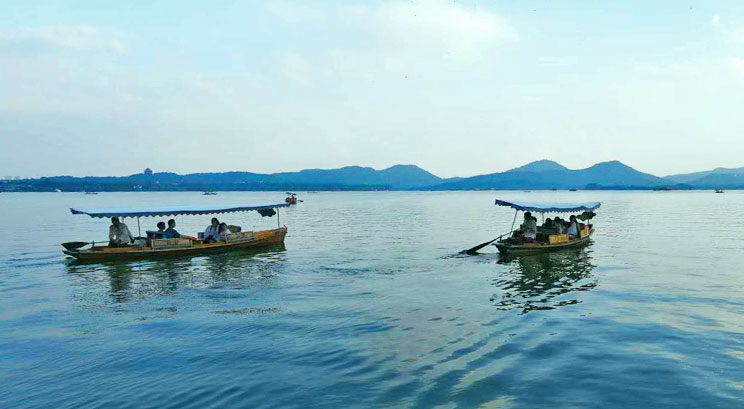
[1,0,744,178]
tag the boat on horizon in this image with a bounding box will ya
[285,192,302,205]
[203,191,217,195]
[715,189,724,193]
[62,203,289,262]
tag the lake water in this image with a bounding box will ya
[2,191,744,408]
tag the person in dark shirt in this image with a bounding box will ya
[165,219,181,238]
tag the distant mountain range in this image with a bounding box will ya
[3,160,744,192]
[430,160,667,190]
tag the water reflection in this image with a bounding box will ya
[491,248,597,313]
[64,245,287,304]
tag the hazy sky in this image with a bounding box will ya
[1,0,744,178]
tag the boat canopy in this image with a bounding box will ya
[70,203,289,219]
[495,199,601,213]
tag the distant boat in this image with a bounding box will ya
[55,189,62,192]
[569,188,577,192]
[653,186,672,191]
[203,191,217,195]
[285,192,299,205]
[84,191,99,195]
[715,189,724,193]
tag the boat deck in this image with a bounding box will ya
[495,229,594,256]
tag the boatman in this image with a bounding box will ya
[109,217,134,247]
[521,212,537,242]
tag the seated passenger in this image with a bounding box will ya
[203,218,221,243]
[567,215,580,238]
[109,217,134,247]
[155,221,168,238]
[165,219,181,239]
[542,218,554,229]
[554,217,566,234]
[219,222,231,240]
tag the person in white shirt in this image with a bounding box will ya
[203,217,221,243]
[109,217,134,247]
[520,212,537,241]
[567,215,580,238]
[554,217,566,234]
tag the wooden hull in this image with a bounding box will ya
[63,227,287,262]
[495,229,594,256]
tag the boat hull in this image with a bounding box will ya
[63,227,287,262]
[495,229,594,256]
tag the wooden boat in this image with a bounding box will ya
[63,203,289,262]
[491,199,601,257]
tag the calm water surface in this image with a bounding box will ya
[2,191,744,408]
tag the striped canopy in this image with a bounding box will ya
[70,203,289,218]
[495,199,600,213]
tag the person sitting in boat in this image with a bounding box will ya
[542,218,554,230]
[165,219,181,239]
[219,222,232,240]
[154,221,168,238]
[567,215,580,239]
[520,212,537,242]
[537,218,554,242]
[554,217,566,234]
[109,217,134,247]
[203,217,221,243]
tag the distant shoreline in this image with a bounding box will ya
[3,160,743,191]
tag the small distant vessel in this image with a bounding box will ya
[84,191,99,195]
[55,189,62,193]
[569,188,577,192]
[653,186,672,191]
[285,192,302,205]
[203,191,217,195]
[477,199,600,257]
[715,189,724,193]
[62,203,289,261]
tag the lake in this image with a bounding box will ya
[2,191,744,408]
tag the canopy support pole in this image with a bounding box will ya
[510,210,519,232]
[137,217,141,237]
[277,208,280,228]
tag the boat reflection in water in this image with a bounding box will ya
[491,248,596,314]
[64,245,287,304]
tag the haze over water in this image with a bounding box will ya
[2,191,744,408]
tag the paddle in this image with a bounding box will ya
[61,241,107,250]
[463,231,514,255]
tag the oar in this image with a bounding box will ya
[463,231,514,255]
[61,241,107,250]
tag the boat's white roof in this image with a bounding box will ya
[495,199,600,213]
[70,203,288,218]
